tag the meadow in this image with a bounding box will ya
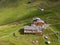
[0,0,60,45]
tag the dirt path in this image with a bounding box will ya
[0,22,23,39]
[0,26,23,39]
[48,27,56,33]
[45,26,60,36]
[0,29,18,39]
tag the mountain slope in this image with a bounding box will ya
[0,0,60,45]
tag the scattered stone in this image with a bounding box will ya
[32,40,35,44]
[36,40,38,43]
[45,41,51,45]
[32,40,38,44]
[39,8,44,11]
[41,8,44,11]
[44,36,48,40]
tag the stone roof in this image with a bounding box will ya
[33,17,44,23]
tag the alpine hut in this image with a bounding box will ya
[24,17,46,35]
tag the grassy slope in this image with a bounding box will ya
[0,0,60,45]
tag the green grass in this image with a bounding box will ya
[0,0,60,45]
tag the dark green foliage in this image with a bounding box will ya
[18,28,24,34]
[0,0,21,8]
[49,0,59,2]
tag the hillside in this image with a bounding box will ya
[0,0,60,45]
